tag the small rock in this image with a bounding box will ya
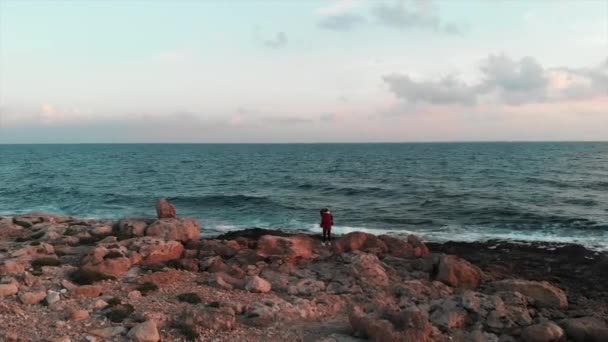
[18,290,47,305]
[245,275,272,293]
[73,285,103,298]
[560,316,608,342]
[0,283,19,296]
[45,291,61,305]
[69,309,90,321]
[93,299,108,309]
[436,254,482,289]
[50,337,71,342]
[491,279,568,310]
[522,322,564,342]
[61,279,78,290]
[89,326,127,338]
[127,320,160,342]
[128,290,142,300]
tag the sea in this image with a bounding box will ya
[1,143,607,250]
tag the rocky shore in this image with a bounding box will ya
[0,200,607,342]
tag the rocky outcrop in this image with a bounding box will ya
[349,305,440,342]
[155,198,176,219]
[490,279,568,310]
[436,255,482,289]
[333,232,388,255]
[128,237,185,265]
[145,218,200,243]
[255,234,315,262]
[114,218,151,238]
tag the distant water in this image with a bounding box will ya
[1,143,607,250]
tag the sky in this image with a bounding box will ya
[0,0,606,143]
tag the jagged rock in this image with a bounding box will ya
[436,255,482,289]
[61,279,78,290]
[179,305,236,330]
[199,240,239,258]
[245,275,272,293]
[145,218,200,243]
[342,251,389,287]
[349,305,438,342]
[287,278,326,296]
[90,224,113,237]
[0,283,18,296]
[18,290,46,305]
[490,280,568,310]
[114,218,151,238]
[89,326,127,338]
[127,320,160,342]
[242,298,295,327]
[128,237,184,265]
[256,235,315,261]
[522,322,564,342]
[82,253,133,278]
[333,232,388,255]
[155,198,176,219]
[560,317,608,342]
[0,260,26,275]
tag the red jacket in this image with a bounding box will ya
[321,212,333,229]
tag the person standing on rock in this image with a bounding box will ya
[320,208,334,246]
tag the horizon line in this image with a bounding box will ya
[1,140,607,145]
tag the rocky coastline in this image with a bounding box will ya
[0,200,607,342]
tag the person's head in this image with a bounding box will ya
[320,208,329,214]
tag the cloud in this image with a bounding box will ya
[383,54,608,106]
[371,1,462,34]
[263,32,288,49]
[382,74,477,105]
[317,13,366,31]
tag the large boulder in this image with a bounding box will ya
[81,246,133,277]
[560,317,608,342]
[342,251,389,287]
[436,255,482,289]
[490,280,568,310]
[114,218,151,239]
[256,235,314,261]
[127,320,160,342]
[349,305,438,342]
[145,218,200,243]
[522,322,564,342]
[155,198,176,219]
[333,232,388,255]
[128,237,184,265]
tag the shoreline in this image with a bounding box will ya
[1,211,607,341]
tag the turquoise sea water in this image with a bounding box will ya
[1,143,607,249]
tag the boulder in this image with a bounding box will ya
[114,218,151,239]
[155,198,176,219]
[436,255,482,289]
[82,254,133,278]
[343,251,389,287]
[378,235,417,258]
[128,237,184,265]
[179,305,236,330]
[490,280,568,310]
[127,320,160,342]
[245,275,272,293]
[69,309,90,321]
[522,322,565,342]
[0,260,26,275]
[560,317,608,342]
[349,305,437,342]
[287,278,326,296]
[256,235,314,261]
[408,235,430,257]
[333,232,388,255]
[145,218,200,243]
